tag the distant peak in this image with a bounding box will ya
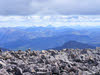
[47,25,53,27]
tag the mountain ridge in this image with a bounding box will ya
[52,41,96,50]
[0,26,100,50]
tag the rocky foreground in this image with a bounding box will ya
[0,49,100,75]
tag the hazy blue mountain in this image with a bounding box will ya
[0,47,10,51]
[0,26,76,43]
[52,41,96,50]
[2,34,91,50]
[0,26,100,50]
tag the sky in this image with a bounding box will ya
[0,0,100,27]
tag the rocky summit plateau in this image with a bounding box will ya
[0,48,100,75]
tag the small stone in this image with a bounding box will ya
[13,67,23,75]
[0,61,6,66]
[23,72,32,75]
[37,58,44,63]
[0,69,9,75]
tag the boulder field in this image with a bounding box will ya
[0,48,100,75]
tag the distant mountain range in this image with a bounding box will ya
[0,48,10,51]
[52,41,96,50]
[0,26,100,50]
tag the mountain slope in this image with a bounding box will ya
[53,41,96,50]
[0,26,99,50]
[0,26,77,43]
[0,47,10,51]
[2,34,91,50]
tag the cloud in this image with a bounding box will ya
[0,0,100,15]
[0,15,100,27]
